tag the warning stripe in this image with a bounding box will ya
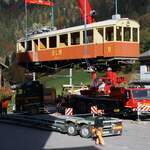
[145,106,150,111]
[91,106,97,114]
[137,104,150,112]
[65,108,73,116]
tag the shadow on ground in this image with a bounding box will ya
[45,146,102,150]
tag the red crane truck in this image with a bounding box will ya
[64,87,150,119]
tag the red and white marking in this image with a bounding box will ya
[137,103,150,112]
[65,108,73,116]
[91,106,98,114]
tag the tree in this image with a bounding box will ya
[140,28,150,53]
[5,56,10,67]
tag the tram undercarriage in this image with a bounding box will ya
[19,57,138,73]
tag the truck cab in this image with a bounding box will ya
[64,86,150,118]
[109,87,150,117]
[125,88,150,116]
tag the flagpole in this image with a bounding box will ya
[84,0,90,69]
[25,1,34,78]
[25,1,28,51]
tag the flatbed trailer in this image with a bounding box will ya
[0,113,123,138]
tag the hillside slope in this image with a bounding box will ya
[0,0,150,85]
[0,0,150,60]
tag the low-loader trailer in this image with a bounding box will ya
[0,113,123,138]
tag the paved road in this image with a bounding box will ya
[0,120,150,150]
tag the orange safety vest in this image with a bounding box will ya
[2,100,9,109]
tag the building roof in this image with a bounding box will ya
[140,50,150,58]
[140,50,150,57]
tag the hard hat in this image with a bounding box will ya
[107,67,112,71]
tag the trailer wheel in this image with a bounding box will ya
[79,125,91,138]
[67,123,77,136]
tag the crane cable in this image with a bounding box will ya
[83,0,93,71]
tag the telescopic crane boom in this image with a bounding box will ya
[78,0,95,24]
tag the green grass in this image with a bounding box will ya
[39,68,132,95]
[40,69,106,95]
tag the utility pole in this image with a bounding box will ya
[50,0,54,29]
[112,0,120,20]
[69,68,72,86]
[115,0,118,15]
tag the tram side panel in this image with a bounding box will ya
[16,41,139,64]
[16,18,140,66]
[16,44,104,63]
[103,42,140,58]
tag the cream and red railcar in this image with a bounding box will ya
[16,17,140,71]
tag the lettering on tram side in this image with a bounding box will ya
[52,49,62,57]
[107,46,112,53]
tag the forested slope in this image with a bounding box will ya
[0,0,150,81]
[0,0,150,59]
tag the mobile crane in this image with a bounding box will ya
[78,0,96,24]
[15,0,141,118]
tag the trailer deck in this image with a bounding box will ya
[0,113,123,138]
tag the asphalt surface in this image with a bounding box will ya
[0,119,150,150]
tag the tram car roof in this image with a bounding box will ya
[18,17,139,42]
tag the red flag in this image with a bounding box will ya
[25,0,54,7]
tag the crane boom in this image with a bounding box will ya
[78,0,94,24]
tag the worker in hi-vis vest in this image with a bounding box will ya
[91,109,105,145]
[2,99,9,116]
